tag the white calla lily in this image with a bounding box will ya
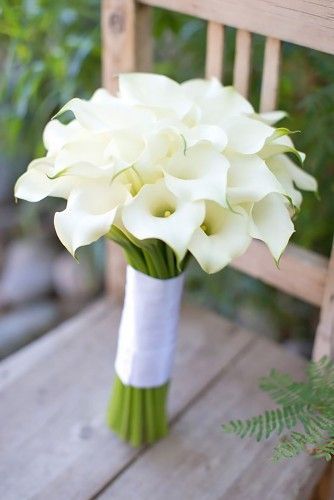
[227,153,286,205]
[183,124,228,151]
[122,179,205,261]
[43,119,84,155]
[254,110,287,125]
[224,116,275,154]
[56,92,155,133]
[15,158,79,202]
[198,86,254,124]
[163,144,230,206]
[189,201,251,273]
[118,73,194,119]
[180,78,223,101]
[267,154,317,208]
[52,132,113,177]
[260,133,305,163]
[248,193,295,262]
[54,181,130,256]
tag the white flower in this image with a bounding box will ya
[248,193,295,262]
[54,181,130,256]
[118,73,194,120]
[226,153,286,205]
[188,201,251,273]
[266,154,317,208]
[163,144,230,206]
[122,179,205,262]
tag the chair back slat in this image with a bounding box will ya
[205,22,224,80]
[260,37,281,112]
[233,29,252,98]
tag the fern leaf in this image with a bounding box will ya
[273,432,317,462]
[222,357,334,462]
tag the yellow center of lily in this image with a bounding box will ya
[164,210,172,217]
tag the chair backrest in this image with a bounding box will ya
[101,0,334,360]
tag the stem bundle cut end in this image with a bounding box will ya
[107,375,169,447]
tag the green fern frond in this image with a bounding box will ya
[222,356,334,462]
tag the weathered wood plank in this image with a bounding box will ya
[230,241,328,307]
[233,29,252,97]
[260,37,281,112]
[313,240,334,360]
[99,338,326,500]
[205,21,224,80]
[0,300,253,500]
[140,0,334,55]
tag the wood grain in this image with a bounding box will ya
[140,0,334,55]
[230,241,328,307]
[233,29,252,97]
[0,300,253,500]
[99,338,325,500]
[260,37,281,112]
[205,21,224,80]
[313,241,334,360]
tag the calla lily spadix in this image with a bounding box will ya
[14,72,318,449]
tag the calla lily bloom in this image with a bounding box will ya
[54,181,130,256]
[163,144,230,207]
[188,201,251,273]
[248,193,295,262]
[122,179,205,262]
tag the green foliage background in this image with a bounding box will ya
[1,0,333,347]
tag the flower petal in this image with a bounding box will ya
[189,202,251,273]
[54,181,130,255]
[15,158,77,202]
[43,119,83,155]
[224,116,275,154]
[227,153,286,205]
[183,124,228,151]
[248,193,295,262]
[163,144,230,206]
[200,86,254,125]
[118,73,193,119]
[122,179,205,261]
[254,110,287,125]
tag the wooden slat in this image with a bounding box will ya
[102,0,153,298]
[313,241,334,360]
[0,301,253,499]
[230,241,328,307]
[233,29,252,97]
[99,339,325,499]
[140,0,334,55]
[260,37,281,112]
[205,21,224,80]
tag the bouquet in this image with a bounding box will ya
[15,73,317,447]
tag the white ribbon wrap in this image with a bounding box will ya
[115,266,185,388]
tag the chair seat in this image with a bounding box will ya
[0,299,326,500]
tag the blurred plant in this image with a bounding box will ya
[0,0,101,171]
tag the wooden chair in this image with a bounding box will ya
[0,1,333,498]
